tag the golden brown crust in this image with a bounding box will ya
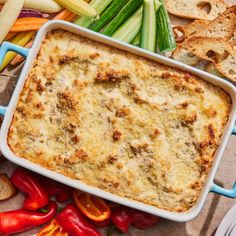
[7,30,232,213]
[0,174,17,201]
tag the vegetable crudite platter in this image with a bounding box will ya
[0,0,235,236]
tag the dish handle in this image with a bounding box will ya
[211,126,236,198]
[0,41,29,116]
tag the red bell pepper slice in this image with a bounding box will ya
[37,219,68,236]
[39,177,72,203]
[11,167,48,210]
[56,203,101,236]
[111,206,160,232]
[0,201,57,235]
[92,219,111,228]
[73,190,111,222]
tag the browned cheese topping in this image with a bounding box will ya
[8,30,232,212]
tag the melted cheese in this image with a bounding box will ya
[8,30,231,212]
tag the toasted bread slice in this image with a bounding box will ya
[186,36,236,81]
[172,44,200,66]
[216,51,236,82]
[187,37,233,62]
[164,0,228,20]
[172,6,236,66]
[197,6,236,39]
[205,62,224,77]
[0,174,17,201]
[173,20,209,44]
[184,20,210,38]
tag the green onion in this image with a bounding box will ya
[156,0,176,52]
[102,0,143,37]
[89,0,130,32]
[112,6,143,44]
[74,0,113,28]
[140,0,157,52]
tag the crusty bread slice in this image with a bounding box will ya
[205,62,224,77]
[216,51,236,82]
[164,0,228,20]
[187,37,233,62]
[173,20,209,44]
[0,174,17,201]
[184,20,210,39]
[172,6,236,66]
[197,6,236,39]
[172,44,200,66]
[186,36,236,81]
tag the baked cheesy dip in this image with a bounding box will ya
[8,30,231,212]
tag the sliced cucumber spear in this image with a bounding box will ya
[132,33,141,46]
[112,6,143,44]
[102,0,143,37]
[140,0,157,52]
[156,0,176,52]
[74,0,113,28]
[132,1,161,47]
[89,0,130,32]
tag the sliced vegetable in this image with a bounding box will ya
[5,32,17,41]
[74,0,113,28]
[88,0,129,32]
[111,206,160,233]
[73,190,111,222]
[102,0,143,36]
[9,9,75,68]
[112,6,143,44]
[19,9,49,19]
[41,178,72,203]
[156,0,176,52]
[11,167,49,211]
[56,203,100,236]
[37,219,68,236]
[52,9,76,21]
[131,2,161,47]
[140,0,157,52]
[0,0,62,13]
[155,0,162,10]
[10,17,49,32]
[10,40,33,66]
[132,33,140,46]
[10,32,26,44]
[0,0,24,44]
[0,31,35,72]
[54,0,97,17]
[92,219,110,228]
[0,201,57,235]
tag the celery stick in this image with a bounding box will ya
[140,0,157,52]
[112,6,143,44]
[156,0,176,52]
[74,0,113,28]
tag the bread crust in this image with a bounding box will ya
[0,174,17,201]
[165,0,228,20]
[172,6,236,67]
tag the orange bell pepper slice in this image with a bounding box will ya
[73,190,111,222]
[37,219,68,236]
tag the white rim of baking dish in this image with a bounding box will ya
[0,20,235,222]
